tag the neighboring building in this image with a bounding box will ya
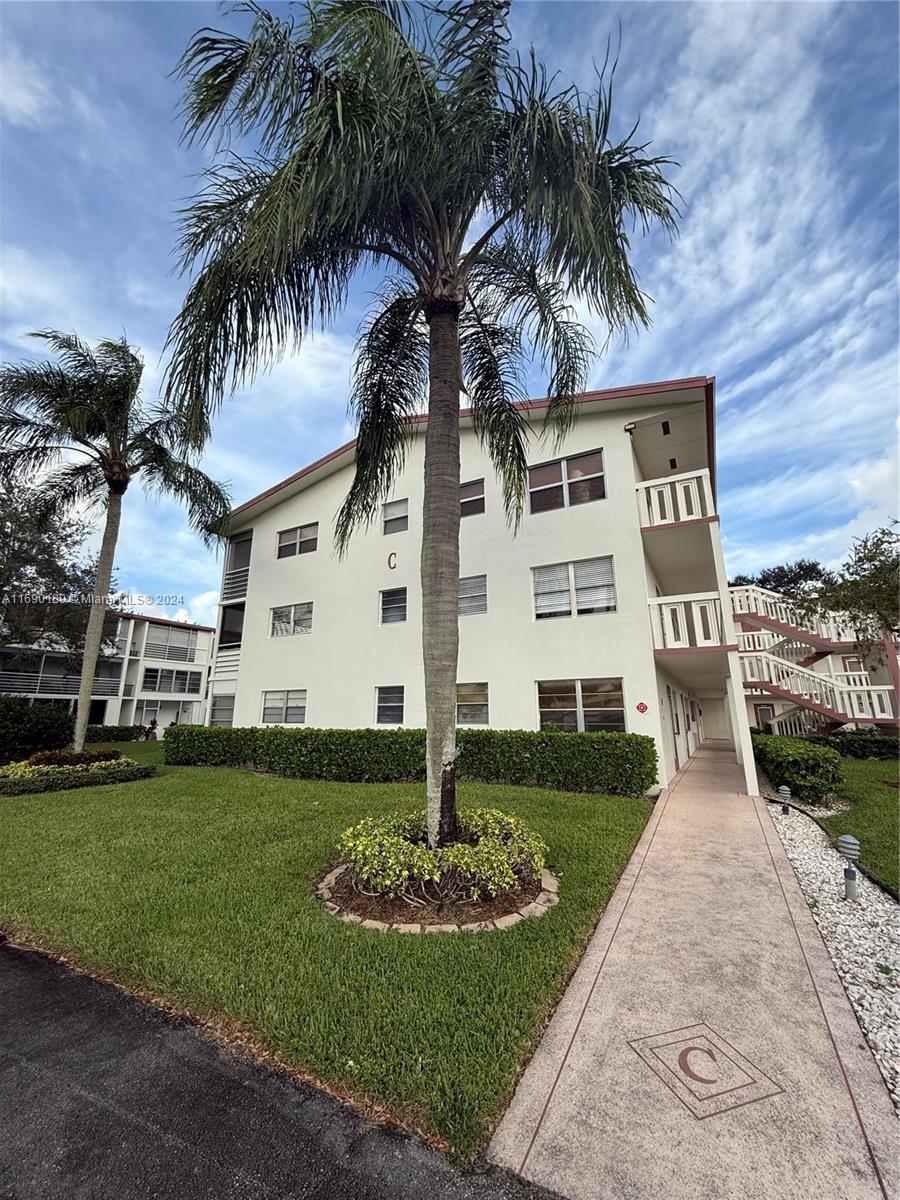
[731,587,900,735]
[0,613,215,728]
[208,375,760,793]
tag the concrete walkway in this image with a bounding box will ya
[489,741,898,1200]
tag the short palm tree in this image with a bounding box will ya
[167,0,677,846]
[0,331,230,750]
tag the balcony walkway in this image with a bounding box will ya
[489,741,896,1200]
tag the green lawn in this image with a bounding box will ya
[0,744,651,1162]
[822,756,899,895]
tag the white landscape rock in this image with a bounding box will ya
[769,803,900,1116]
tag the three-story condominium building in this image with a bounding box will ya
[0,613,214,728]
[207,375,759,794]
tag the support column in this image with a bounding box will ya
[726,658,758,794]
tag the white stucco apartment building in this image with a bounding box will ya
[207,376,760,793]
[0,613,215,728]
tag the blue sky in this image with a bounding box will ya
[1,0,897,627]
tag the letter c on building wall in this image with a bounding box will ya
[387,552,397,570]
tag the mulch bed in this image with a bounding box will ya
[328,868,541,926]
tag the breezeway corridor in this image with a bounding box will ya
[489,741,897,1200]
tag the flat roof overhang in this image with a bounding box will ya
[654,645,737,692]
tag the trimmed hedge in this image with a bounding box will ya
[802,730,898,761]
[0,695,74,765]
[0,756,156,796]
[164,725,658,797]
[86,724,146,743]
[752,733,843,804]
[29,748,121,767]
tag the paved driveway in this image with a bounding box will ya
[0,943,553,1200]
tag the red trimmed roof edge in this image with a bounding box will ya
[230,374,715,521]
[121,611,215,633]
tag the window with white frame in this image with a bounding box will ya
[142,668,203,694]
[460,479,485,517]
[144,623,198,661]
[457,682,488,725]
[532,556,615,619]
[458,574,487,615]
[277,523,318,559]
[528,449,605,514]
[383,498,408,535]
[376,685,404,724]
[537,678,625,732]
[209,694,235,728]
[380,587,407,624]
[134,700,160,726]
[271,602,313,637]
[261,689,307,723]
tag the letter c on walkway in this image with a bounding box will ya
[677,1046,718,1084]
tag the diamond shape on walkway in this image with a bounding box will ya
[628,1023,784,1119]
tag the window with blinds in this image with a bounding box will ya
[271,601,313,637]
[458,574,487,615]
[383,498,408,534]
[528,449,605,513]
[457,682,489,725]
[380,587,407,624]
[142,668,203,694]
[537,678,625,732]
[261,689,307,724]
[532,557,615,619]
[460,478,485,517]
[376,685,404,724]
[209,695,235,728]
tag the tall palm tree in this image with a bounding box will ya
[167,0,678,846]
[0,331,230,751]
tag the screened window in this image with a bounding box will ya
[209,695,235,728]
[532,557,615,619]
[458,574,487,615]
[142,668,202,694]
[135,700,161,726]
[537,678,625,732]
[271,602,313,637]
[144,623,198,661]
[380,587,407,624]
[528,449,605,513]
[376,685,404,724]
[261,689,307,724]
[277,523,318,558]
[457,682,489,726]
[383,498,408,535]
[460,479,485,517]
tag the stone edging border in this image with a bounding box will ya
[315,865,560,932]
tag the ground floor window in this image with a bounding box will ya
[457,682,488,725]
[376,685,404,724]
[537,677,625,732]
[135,700,160,726]
[261,690,307,724]
[209,695,235,728]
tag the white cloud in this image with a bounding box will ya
[0,47,56,129]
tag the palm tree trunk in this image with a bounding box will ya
[421,303,462,848]
[72,489,122,750]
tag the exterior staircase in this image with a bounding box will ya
[730,586,898,732]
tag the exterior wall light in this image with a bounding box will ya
[836,834,861,902]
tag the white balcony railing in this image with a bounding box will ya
[730,585,857,643]
[0,672,121,697]
[144,641,197,663]
[222,567,249,602]
[649,593,726,650]
[636,468,715,528]
[740,652,894,722]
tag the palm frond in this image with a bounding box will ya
[334,283,428,554]
[26,461,107,517]
[138,443,232,547]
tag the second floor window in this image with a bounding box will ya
[460,479,485,517]
[277,523,318,558]
[376,685,404,724]
[383,498,408,534]
[271,602,313,637]
[532,556,616,619]
[380,587,407,624]
[261,689,307,724]
[528,449,605,513]
[458,574,487,615]
[142,668,202,694]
